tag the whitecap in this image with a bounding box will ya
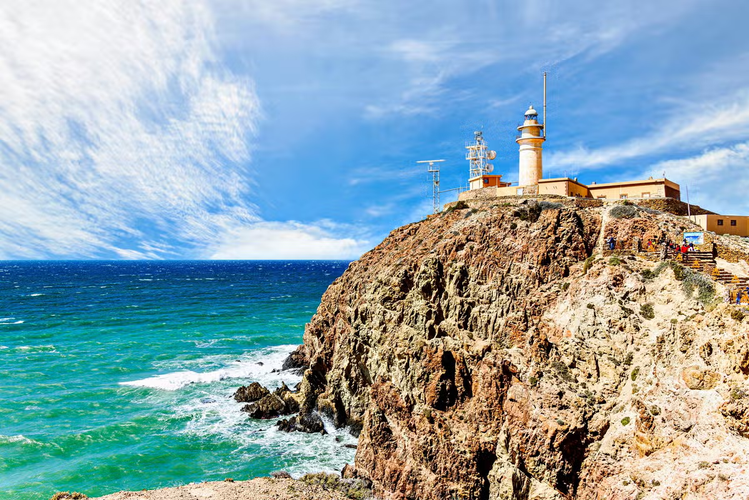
[0,434,41,446]
[28,293,44,297]
[0,320,24,325]
[15,344,54,352]
[120,345,300,391]
[173,390,357,476]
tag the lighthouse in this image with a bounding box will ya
[516,105,545,187]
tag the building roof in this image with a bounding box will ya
[587,178,680,189]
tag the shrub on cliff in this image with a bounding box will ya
[731,309,746,322]
[50,494,87,500]
[444,201,468,213]
[651,261,715,305]
[300,473,372,499]
[640,303,655,319]
[610,205,639,219]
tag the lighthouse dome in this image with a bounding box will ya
[524,106,538,116]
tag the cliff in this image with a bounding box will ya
[293,198,749,499]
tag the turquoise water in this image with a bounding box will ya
[0,261,355,500]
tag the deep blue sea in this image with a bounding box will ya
[0,261,354,500]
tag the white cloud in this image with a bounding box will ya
[0,0,260,258]
[547,89,749,172]
[209,221,370,260]
[641,142,749,215]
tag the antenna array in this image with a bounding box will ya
[465,131,497,179]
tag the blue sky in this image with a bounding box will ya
[0,0,748,259]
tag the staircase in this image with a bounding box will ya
[646,250,749,304]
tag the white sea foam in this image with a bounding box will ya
[172,379,357,477]
[0,434,40,446]
[1,320,24,325]
[28,293,44,297]
[120,345,300,391]
[15,344,55,352]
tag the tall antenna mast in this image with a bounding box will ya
[543,71,547,139]
[417,159,445,214]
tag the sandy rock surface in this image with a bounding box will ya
[92,478,349,500]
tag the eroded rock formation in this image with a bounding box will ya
[293,198,749,499]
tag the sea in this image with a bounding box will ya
[0,261,356,500]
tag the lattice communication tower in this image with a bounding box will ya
[465,131,497,179]
[416,159,445,214]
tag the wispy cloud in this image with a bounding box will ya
[0,1,259,258]
[547,89,749,172]
[641,142,749,215]
[209,220,370,260]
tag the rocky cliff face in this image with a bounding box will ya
[293,198,749,499]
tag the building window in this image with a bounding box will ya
[642,192,650,198]
[620,194,628,199]
[717,220,724,226]
[516,188,524,195]
[731,220,737,226]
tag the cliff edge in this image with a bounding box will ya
[292,198,749,499]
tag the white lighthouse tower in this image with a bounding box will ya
[516,105,545,187]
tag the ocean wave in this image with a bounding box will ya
[15,345,55,352]
[0,317,23,325]
[120,345,300,391]
[28,293,45,297]
[175,391,357,476]
[0,434,41,446]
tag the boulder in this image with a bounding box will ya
[276,413,326,434]
[274,382,301,413]
[282,345,309,373]
[241,394,288,419]
[233,382,269,403]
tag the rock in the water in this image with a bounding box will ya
[240,382,302,419]
[234,382,270,403]
[241,394,288,419]
[274,382,301,413]
[282,345,309,373]
[276,413,326,434]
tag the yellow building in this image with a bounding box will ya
[693,215,749,237]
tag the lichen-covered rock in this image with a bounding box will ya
[293,198,749,499]
[233,382,269,403]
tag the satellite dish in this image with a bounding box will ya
[487,150,497,160]
[486,164,494,173]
